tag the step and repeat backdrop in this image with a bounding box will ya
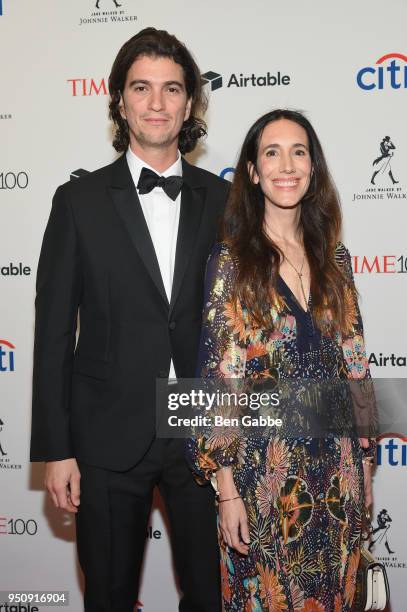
[1,0,406,610]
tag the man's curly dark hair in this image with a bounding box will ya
[108,27,207,154]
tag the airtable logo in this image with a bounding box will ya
[202,69,291,92]
[0,340,15,372]
[202,72,223,91]
[369,352,406,368]
[1,263,31,276]
[357,53,407,90]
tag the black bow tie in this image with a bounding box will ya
[137,167,183,201]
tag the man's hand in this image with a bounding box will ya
[45,458,81,513]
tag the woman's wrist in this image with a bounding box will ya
[361,438,377,460]
[218,494,242,503]
[215,466,238,498]
[216,466,234,483]
[362,449,375,468]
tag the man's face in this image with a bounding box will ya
[119,54,192,151]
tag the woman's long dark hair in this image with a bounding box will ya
[222,109,348,333]
[108,27,207,154]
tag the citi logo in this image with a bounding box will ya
[377,434,407,466]
[357,53,407,90]
[67,78,107,96]
[202,70,290,92]
[0,340,15,372]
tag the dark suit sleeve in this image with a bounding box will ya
[31,184,82,461]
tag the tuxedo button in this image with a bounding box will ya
[169,321,176,330]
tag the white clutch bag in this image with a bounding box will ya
[352,537,390,610]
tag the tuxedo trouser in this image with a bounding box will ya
[76,438,221,612]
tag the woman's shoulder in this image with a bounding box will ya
[209,241,229,257]
[334,240,351,266]
[334,241,355,282]
[208,241,236,264]
[206,241,238,278]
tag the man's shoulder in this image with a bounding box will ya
[182,158,230,192]
[57,156,124,196]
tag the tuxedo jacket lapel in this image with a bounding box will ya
[108,155,169,307]
[170,159,206,314]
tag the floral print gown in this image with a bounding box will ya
[186,241,376,612]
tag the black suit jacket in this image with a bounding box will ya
[30,154,229,470]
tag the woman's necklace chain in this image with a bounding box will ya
[264,225,310,311]
[283,251,309,311]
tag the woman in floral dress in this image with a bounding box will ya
[187,110,376,611]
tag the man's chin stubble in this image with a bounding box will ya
[134,131,177,149]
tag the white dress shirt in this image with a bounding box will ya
[126,147,182,380]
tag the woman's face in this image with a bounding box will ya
[251,118,312,209]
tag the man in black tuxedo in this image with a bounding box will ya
[31,28,228,611]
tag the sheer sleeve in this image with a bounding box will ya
[335,242,377,459]
[186,242,247,481]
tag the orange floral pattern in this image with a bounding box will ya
[334,593,342,612]
[344,548,360,606]
[301,597,325,612]
[267,438,291,498]
[224,300,247,343]
[257,563,288,611]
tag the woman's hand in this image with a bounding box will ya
[362,462,373,509]
[219,497,250,555]
[359,437,374,509]
[215,467,250,555]
[358,437,371,451]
